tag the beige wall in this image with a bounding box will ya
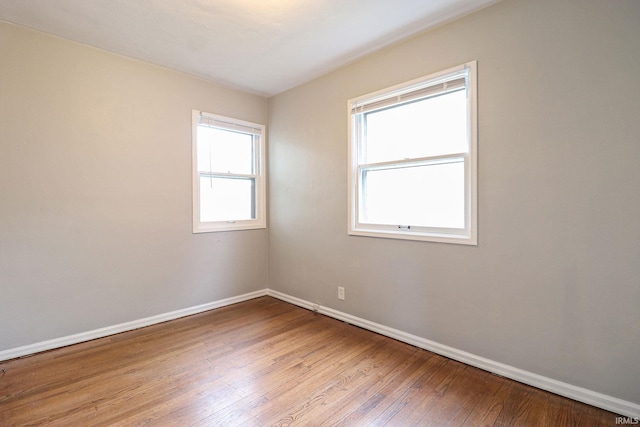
[268,0,640,404]
[0,22,268,350]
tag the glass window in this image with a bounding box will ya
[192,111,266,233]
[348,62,477,244]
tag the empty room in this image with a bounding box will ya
[1,0,639,425]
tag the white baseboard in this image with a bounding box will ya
[0,289,267,362]
[267,289,640,419]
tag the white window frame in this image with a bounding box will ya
[192,110,266,233]
[347,61,477,245]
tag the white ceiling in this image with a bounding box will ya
[0,0,499,96]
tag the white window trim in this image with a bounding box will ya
[192,110,267,233]
[347,61,478,245]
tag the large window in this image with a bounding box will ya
[192,111,266,233]
[348,61,477,244]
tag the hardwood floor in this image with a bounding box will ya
[0,296,620,426]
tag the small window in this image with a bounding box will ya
[348,61,477,245]
[192,111,266,233]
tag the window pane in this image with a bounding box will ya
[363,89,467,164]
[362,161,465,229]
[199,176,255,222]
[197,126,254,175]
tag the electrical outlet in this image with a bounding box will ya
[338,286,345,300]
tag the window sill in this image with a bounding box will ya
[194,221,266,233]
[348,227,477,246]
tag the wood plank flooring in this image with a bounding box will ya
[0,296,620,426]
